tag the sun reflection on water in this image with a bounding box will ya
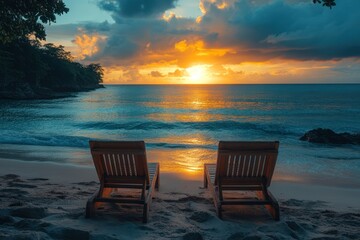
[147,148,216,179]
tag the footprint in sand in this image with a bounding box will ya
[0,174,20,180]
[8,182,37,188]
[0,188,29,195]
[27,178,49,181]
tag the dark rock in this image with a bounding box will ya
[11,207,48,219]
[47,227,90,240]
[0,82,103,100]
[2,232,51,240]
[227,232,245,240]
[183,232,204,240]
[0,82,37,99]
[323,229,338,235]
[0,215,16,224]
[311,237,338,240]
[300,128,360,145]
[27,178,49,181]
[9,201,24,207]
[243,235,262,240]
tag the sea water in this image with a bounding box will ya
[0,84,359,187]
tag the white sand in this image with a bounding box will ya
[1,158,359,240]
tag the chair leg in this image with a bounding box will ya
[155,172,160,190]
[266,190,280,221]
[212,186,222,218]
[85,198,96,218]
[140,180,146,200]
[258,186,280,221]
[216,204,222,219]
[85,189,99,218]
[204,166,208,188]
[268,201,280,221]
[143,203,149,223]
[218,186,224,201]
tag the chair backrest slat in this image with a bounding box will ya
[215,141,279,187]
[90,141,149,184]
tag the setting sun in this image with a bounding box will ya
[186,65,207,83]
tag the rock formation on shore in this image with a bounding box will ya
[300,128,360,145]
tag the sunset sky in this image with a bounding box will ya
[45,0,360,84]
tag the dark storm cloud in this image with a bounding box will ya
[198,0,360,60]
[98,0,178,18]
[87,16,198,65]
[80,0,360,67]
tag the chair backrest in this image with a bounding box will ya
[89,141,149,185]
[215,141,279,187]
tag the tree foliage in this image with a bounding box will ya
[0,0,103,99]
[0,40,103,98]
[313,0,336,9]
[0,0,69,43]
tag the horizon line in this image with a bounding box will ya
[102,82,360,86]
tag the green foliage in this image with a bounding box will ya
[0,40,103,98]
[0,0,69,43]
[0,0,103,98]
[313,0,336,9]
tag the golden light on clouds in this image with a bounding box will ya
[73,31,105,60]
[42,0,360,85]
[94,61,339,85]
[175,40,204,52]
[162,11,176,22]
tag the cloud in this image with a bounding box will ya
[197,0,360,61]
[98,0,178,18]
[150,70,164,77]
[167,69,189,77]
[72,31,106,59]
[49,0,360,83]
[87,0,360,66]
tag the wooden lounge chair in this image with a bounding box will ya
[204,141,280,220]
[86,141,160,223]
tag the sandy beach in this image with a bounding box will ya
[1,157,359,240]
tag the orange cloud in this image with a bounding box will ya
[73,31,105,60]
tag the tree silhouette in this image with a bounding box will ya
[0,0,103,99]
[313,0,336,9]
[0,0,68,43]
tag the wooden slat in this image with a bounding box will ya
[95,198,145,204]
[221,200,271,205]
[132,154,137,176]
[248,155,255,177]
[148,163,158,183]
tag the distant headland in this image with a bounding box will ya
[0,1,104,99]
[0,40,104,99]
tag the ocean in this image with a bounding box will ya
[1,84,359,187]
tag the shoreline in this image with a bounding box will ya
[1,158,359,210]
[1,142,359,188]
